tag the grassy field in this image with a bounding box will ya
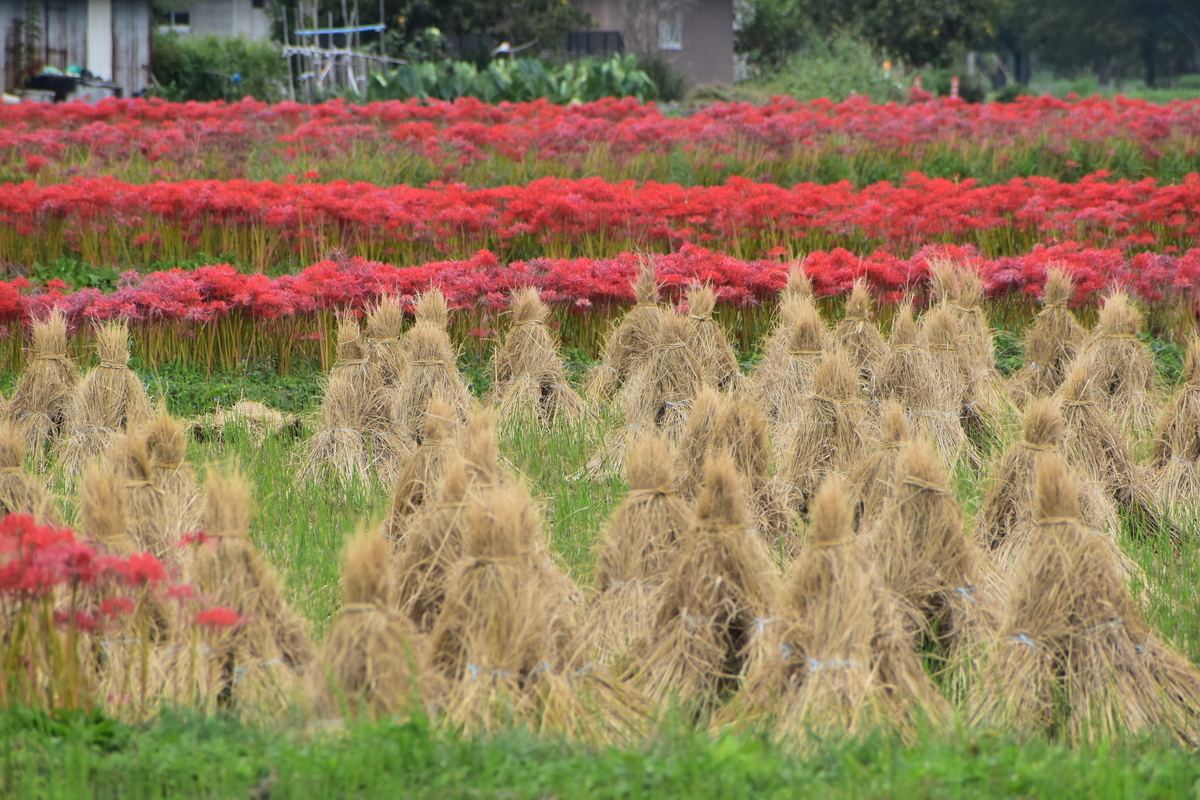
[4,321,1200,798]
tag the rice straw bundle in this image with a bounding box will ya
[193,401,301,443]
[78,462,133,554]
[393,311,475,448]
[779,351,869,518]
[976,399,1117,566]
[972,453,1200,744]
[831,278,887,389]
[870,440,997,665]
[684,285,741,392]
[303,316,405,484]
[592,313,703,475]
[490,288,586,428]
[0,422,56,522]
[580,435,694,664]
[946,270,1014,442]
[431,482,640,742]
[1013,267,1085,403]
[182,469,313,713]
[365,295,407,387]
[103,433,170,559]
[739,477,943,739]
[632,453,777,709]
[749,297,827,435]
[307,531,438,721]
[1057,364,1164,535]
[585,261,663,401]
[1151,338,1200,512]
[877,303,965,465]
[6,309,79,461]
[142,409,200,543]
[916,305,971,464]
[780,261,814,304]
[846,402,910,531]
[1070,292,1160,434]
[56,322,153,474]
[383,396,460,541]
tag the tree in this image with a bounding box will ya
[395,0,590,54]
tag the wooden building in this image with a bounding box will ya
[0,0,152,96]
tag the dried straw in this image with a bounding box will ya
[684,285,741,392]
[972,453,1200,745]
[586,260,663,401]
[977,399,1117,567]
[7,308,79,461]
[1070,292,1161,434]
[182,468,313,713]
[142,409,201,544]
[877,303,965,465]
[831,278,887,389]
[632,453,778,709]
[365,294,407,387]
[738,476,944,739]
[393,321,475,448]
[915,305,971,465]
[307,530,437,720]
[104,433,170,559]
[490,288,586,428]
[1151,338,1200,512]
[383,396,461,542]
[869,439,998,667]
[779,350,869,518]
[1013,267,1085,403]
[56,322,153,474]
[192,401,301,443]
[580,435,694,665]
[749,296,826,435]
[0,422,56,523]
[846,402,910,531]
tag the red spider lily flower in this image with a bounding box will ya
[100,596,135,619]
[196,607,242,629]
[112,552,167,586]
[54,608,97,633]
[178,531,209,547]
[166,584,195,601]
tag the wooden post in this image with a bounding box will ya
[282,6,296,101]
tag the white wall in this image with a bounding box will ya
[86,0,114,81]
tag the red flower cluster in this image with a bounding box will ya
[1,172,1198,270]
[0,243,1196,332]
[2,95,1199,186]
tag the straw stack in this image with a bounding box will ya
[916,305,971,465]
[0,422,56,522]
[779,351,869,518]
[1152,338,1200,512]
[739,476,944,739]
[586,260,663,401]
[830,278,887,389]
[972,454,1200,745]
[684,285,741,392]
[392,290,476,447]
[382,396,461,542]
[749,296,827,439]
[580,434,694,665]
[142,409,201,544]
[364,294,407,388]
[1012,267,1085,403]
[490,288,586,428]
[56,322,153,474]
[307,531,438,721]
[6,308,79,462]
[846,402,911,531]
[1070,292,1160,434]
[181,469,313,714]
[633,453,777,709]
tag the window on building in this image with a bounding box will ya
[251,0,264,8]
[658,18,682,50]
[171,11,190,25]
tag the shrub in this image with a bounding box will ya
[754,33,904,103]
[150,31,286,102]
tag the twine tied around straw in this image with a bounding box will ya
[1021,441,1058,452]
[467,663,516,681]
[1036,516,1078,526]
[410,359,446,367]
[1006,632,1040,649]
[98,360,127,369]
[658,342,687,353]
[951,305,982,315]
[956,586,977,603]
[35,354,71,364]
[511,320,541,327]
[155,461,182,470]
[789,349,823,356]
[1103,333,1141,341]
[901,476,949,494]
[337,358,368,366]
[688,314,711,322]
[341,603,387,614]
[366,337,400,344]
[929,343,958,352]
